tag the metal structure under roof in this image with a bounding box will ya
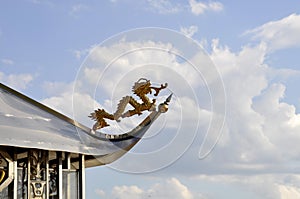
[0,83,171,199]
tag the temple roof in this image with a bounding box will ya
[0,83,161,167]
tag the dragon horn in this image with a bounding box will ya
[137,78,149,83]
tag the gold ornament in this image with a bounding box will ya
[89,78,168,131]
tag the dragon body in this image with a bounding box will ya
[89,78,167,131]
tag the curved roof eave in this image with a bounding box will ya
[0,83,162,166]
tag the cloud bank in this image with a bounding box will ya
[0,72,33,90]
[96,178,205,199]
[245,13,300,51]
[189,0,223,15]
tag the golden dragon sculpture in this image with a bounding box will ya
[89,78,168,131]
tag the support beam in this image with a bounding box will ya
[13,153,17,199]
[78,154,85,199]
[66,153,71,199]
[57,152,63,199]
[27,153,31,199]
[45,151,49,199]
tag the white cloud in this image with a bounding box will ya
[72,50,83,59]
[69,4,88,16]
[279,184,300,199]
[146,0,181,14]
[189,0,223,15]
[28,0,44,4]
[70,44,97,60]
[180,25,198,38]
[245,13,300,51]
[41,92,74,117]
[96,174,300,199]
[148,178,194,199]
[41,81,98,123]
[252,83,300,160]
[0,72,33,90]
[95,188,106,197]
[1,59,14,65]
[194,174,300,199]
[79,39,199,95]
[42,81,73,96]
[27,0,54,7]
[111,0,222,15]
[195,39,300,172]
[71,49,87,60]
[158,36,300,177]
[97,178,202,199]
[112,185,144,199]
[42,91,101,126]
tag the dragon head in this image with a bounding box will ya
[132,78,152,95]
[132,78,168,96]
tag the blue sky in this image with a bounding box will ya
[1,0,300,198]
